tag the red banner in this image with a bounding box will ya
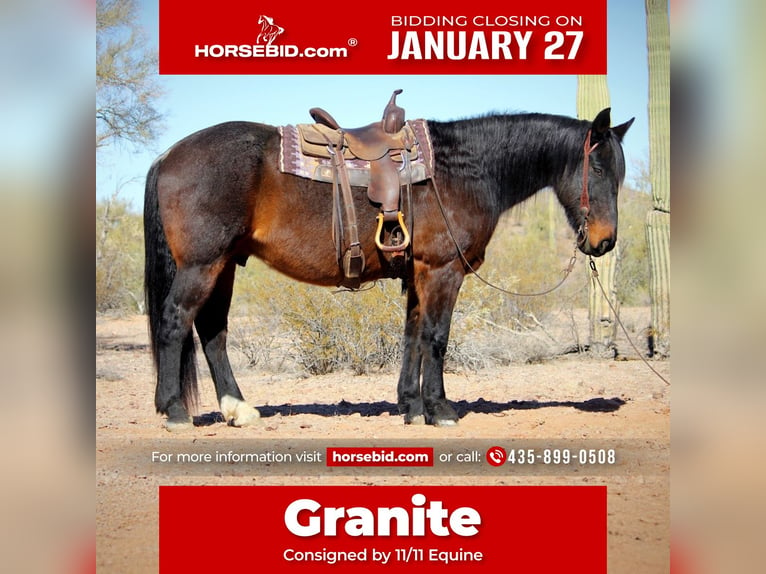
[159,0,606,75]
[160,486,606,572]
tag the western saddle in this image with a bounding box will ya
[297,90,418,288]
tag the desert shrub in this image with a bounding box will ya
[281,284,404,375]
[228,312,284,370]
[232,263,404,376]
[615,185,652,305]
[96,195,144,313]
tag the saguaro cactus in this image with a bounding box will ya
[645,0,670,356]
[577,75,619,354]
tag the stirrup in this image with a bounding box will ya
[375,211,410,253]
[343,242,365,279]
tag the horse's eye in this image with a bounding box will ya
[593,167,603,176]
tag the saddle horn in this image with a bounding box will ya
[382,89,405,134]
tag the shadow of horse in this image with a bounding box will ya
[193,397,627,427]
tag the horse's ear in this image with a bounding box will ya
[611,117,635,142]
[592,108,612,138]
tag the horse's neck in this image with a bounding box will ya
[432,115,582,215]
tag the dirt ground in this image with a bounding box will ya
[96,312,670,573]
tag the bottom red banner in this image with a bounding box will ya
[160,485,605,572]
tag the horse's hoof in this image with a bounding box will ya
[164,418,194,432]
[405,414,426,425]
[229,408,261,427]
[434,418,459,427]
[220,395,261,428]
[427,402,459,427]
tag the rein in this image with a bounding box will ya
[430,173,580,297]
[587,257,671,386]
[429,127,670,386]
[430,129,599,298]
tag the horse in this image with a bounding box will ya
[144,104,633,430]
[256,15,284,46]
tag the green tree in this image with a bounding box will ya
[97,0,163,148]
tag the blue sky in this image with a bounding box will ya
[97,1,650,208]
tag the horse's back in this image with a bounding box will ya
[158,121,276,170]
[153,121,278,267]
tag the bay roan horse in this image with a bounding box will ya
[144,105,633,430]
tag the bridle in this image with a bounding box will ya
[429,128,602,298]
[577,129,600,246]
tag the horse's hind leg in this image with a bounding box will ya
[194,260,259,427]
[156,263,222,431]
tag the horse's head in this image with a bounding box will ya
[568,108,634,257]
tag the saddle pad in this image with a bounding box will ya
[279,119,434,186]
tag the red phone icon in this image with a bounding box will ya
[486,446,507,467]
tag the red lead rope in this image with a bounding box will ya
[580,129,600,217]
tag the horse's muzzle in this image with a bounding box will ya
[578,220,616,257]
[593,236,616,256]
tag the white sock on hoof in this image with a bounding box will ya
[434,418,458,427]
[220,395,261,427]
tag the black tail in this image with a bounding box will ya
[144,159,198,413]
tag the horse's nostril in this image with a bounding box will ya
[598,238,614,255]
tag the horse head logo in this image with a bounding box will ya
[257,15,285,46]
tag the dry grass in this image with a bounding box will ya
[96,187,653,374]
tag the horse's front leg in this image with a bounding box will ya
[412,260,464,426]
[419,309,461,426]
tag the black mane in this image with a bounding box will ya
[427,113,594,216]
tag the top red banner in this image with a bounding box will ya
[159,0,606,75]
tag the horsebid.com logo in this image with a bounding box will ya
[194,14,350,59]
